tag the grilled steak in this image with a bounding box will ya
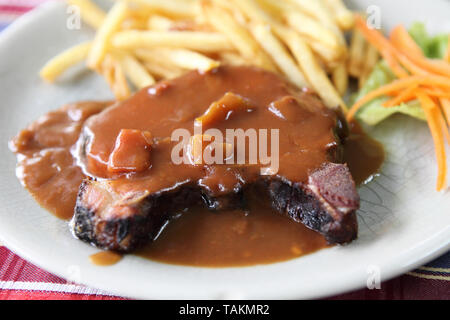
[265,163,358,244]
[72,163,357,251]
[70,66,359,252]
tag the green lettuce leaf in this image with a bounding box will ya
[357,99,426,126]
[409,22,449,59]
[354,61,426,125]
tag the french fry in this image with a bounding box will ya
[289,0,349,66]
[261,0,337,39]
[285,11,340,50]
[153,48,221,72]
[220,52,249,66]
[208,0,236,11]
[121,16,147,30]
[115,51,155,88]
[147,14,174,30]
[111,66,131,101]
[348,28,367,77]
[144,61,183,79]
[87,0,128,69]
[332,63,348,96]
[101,54,131,101]
[41,0,356,114]
[289,0,344,43]
[111,30,233,52]
[258,0,293,19]
[283,31,347,111]
[250,24,308,88]
[135,48,183,70]
[359,43,379,87]
[40,41,92,82]
[230,0,347,97]
[126,0,198,18]
[201,3,253,58]
[307,40,344,67]
[230,0,277,26]
[135,48,187,79]
[126,3,155,20]
[101,55,115,88]
[364,44,379,74]
[228,0,307,85]
[202,2,277,72]
[323,0,355,30]
[210,0,248,25]
[256,0,291,17]
[67,0,106,29]
[266,0,346,66]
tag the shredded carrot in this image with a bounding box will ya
[401,50,450,77]
[438,106,450,146]
[395,52,433,76]
[352,18,450,191]
[347,75,450,121]
[440,98,450,147]
[423,88,450,99]
[446,35,450,63]
[357,16,450,77]
[441,98,450,125]
[382,85,417,107]
[385,87,450,102]
[354,16,408,78]
[390,25,424,57]
[416,92,447,191]
[356,18,427,76]
[390,25,450,77]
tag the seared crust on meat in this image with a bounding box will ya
[71,162,358,251]
[266,163,358,244]
[70,180,245,251]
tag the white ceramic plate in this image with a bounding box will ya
[0,0,449,300]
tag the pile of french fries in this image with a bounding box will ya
[40,0,378,113]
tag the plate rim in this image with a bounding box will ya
[0,0,449,300]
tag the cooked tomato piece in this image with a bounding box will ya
[195,92,252,127]
[108,129,152,173]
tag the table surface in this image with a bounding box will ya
[0,0,448,300]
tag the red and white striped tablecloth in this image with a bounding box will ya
[0,0,449,300]
[1,243,449,300]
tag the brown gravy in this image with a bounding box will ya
[136,195,329,267]
[344,123,385,185]
[89,251,123,266]
[135,125,384,267]
[10,67,384,267]
[10,101,111,219]
[80,66,339,199]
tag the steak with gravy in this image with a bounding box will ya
[71,66,359,252]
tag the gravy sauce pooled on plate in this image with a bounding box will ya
[10,66,384,267]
